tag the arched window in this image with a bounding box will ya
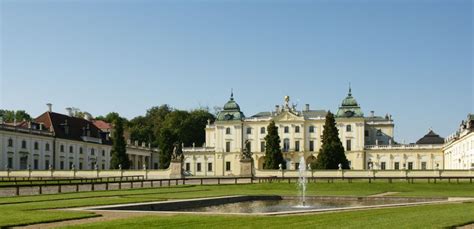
[295,126,300,133]
[260,127,265,134]
[346,125,352,132]
[21,140,27,149]
[309,126,315,133]
[226,128,231,135]
[8,138,13,147]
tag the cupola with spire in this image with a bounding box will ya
[336,85,364,118]
[216,90,245,121]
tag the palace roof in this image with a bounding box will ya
[416,130,444,145]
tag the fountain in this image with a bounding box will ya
[297,156,308,207]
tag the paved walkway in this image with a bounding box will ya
[368,192,399,197]
[15,211,155,229]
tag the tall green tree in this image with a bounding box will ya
[264,120,286,169]
[110,118,130,169]
[313,111,350,169]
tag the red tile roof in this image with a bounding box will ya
[92,120,112,131]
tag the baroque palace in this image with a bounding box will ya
[182,88,457,176]
[0,104,159,171]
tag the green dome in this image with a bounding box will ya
[216,92,245,121]
[336,87,364,118]
[341,95,358,107]
[223,98,240,110]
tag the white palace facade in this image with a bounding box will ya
[0,104,159,171]
[183,89,446,176]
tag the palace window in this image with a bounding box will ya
[34,142,39,150]
[60,145,64,152]
[295,163,300,170]
[309,140,314,152]
[79,162,83,170]
[309,126,315,133]
[197,163,202,172]
[246,128,252,134]
[283,138,290,152]
[247,143,252,152]
[226,128,231,135]
[8,138,13,147]
[60,161,64,170]
[421,162,427,170]
[208,162,213,172]
[21,140,27,149]
[365,130,369,137]
[346,125,352,132]
[260,127,265,134]
[69,162,74,170]
[79,147,83,154]
[185,163,190,172]
[45,160,50,169]
[8,158,13,169]
[394,162,400,170]
[91,148,95,155]
[225,161,231,171]
[380,162,386,170]
[284,126,289,133]
[295,126,300,133]
[45,143,50,151]
[225,142,231,153]
[102,150,105,157]
[407,162,413,170]
[69,146,74,153]
[34,159,39,170]
[346,139,352,151]
[260,141,265,152]
[295,141,300,152]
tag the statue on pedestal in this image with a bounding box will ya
[171,142,184,162]
[241,140,252,160]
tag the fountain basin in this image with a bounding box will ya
[82,195,448,216]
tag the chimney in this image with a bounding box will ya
[370,111,375,117]
[305,104,310,112]
[46,103,52,112]
[275,105,280,113]
[66,107,73,117]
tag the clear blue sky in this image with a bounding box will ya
[1,0,472,143]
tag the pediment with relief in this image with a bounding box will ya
[273,110,305,122]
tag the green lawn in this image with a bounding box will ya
[0,181,472,228]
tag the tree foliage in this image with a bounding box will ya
[0,110,32,123]
[110,117,130,169]
[313,111,350,169]
[264,120,286,169]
